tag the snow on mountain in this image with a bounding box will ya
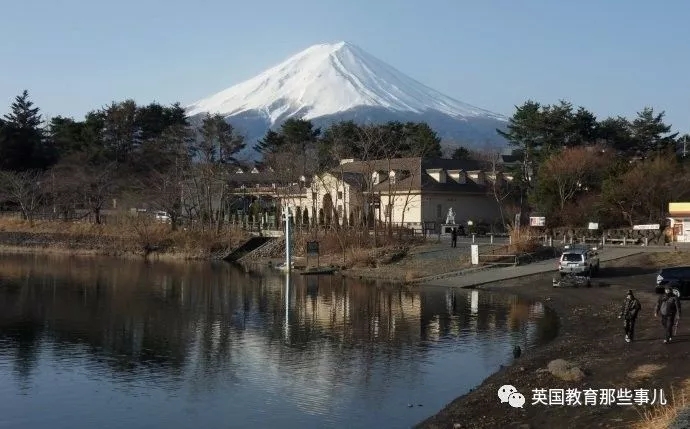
[186,41,508,151]
[187,41,505,124]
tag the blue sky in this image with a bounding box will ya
[1,0,688,133]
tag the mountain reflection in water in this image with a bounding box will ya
[0,254,556,429]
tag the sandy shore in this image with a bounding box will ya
[416,251,690,429]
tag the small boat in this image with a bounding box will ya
[300,266,338,275]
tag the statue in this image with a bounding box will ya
[445,207,456,225]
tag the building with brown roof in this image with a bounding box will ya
[302,157,511,230]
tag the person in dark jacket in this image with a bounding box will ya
[655,286,681,343]
[451,227,458,248]
[618,289,641,342]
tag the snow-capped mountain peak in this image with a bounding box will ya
[186,41,506,124]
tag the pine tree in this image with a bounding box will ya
[630,107,678,157]
[197,114,245,164]
[451,146,472,160]
[254,129,285,155]
[0,90,48,171]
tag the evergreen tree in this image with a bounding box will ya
[318,120,361,164]
[196,114,245,164]
[496,100,545,193]
[451,146,472,160]
[400,122,442,157]
[597,116,633,153]
[48,116,88,156]
[254,129,285,155]
[280,118,320,150]
[135,102,189,142]
[568,107,598,146]
[629,107,678,157]
[0,90,50,171]
[101,100,140,164]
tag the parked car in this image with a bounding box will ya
[153,211,171,223]
[557,245,600,277]
[655,266,690,297]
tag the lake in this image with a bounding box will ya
[0,254,556,429]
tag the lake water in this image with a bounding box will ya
[0,254,556,429]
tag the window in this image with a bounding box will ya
[337,191,343,200]
[385,204,392,217]
[312,192,317,200]
[436,204,442,218]
[562,253,584,262]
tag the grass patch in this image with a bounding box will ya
[628,364,665,380]
[0,214,251,259]
[634,379,690,429]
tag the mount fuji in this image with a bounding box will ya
[186,41,508,156]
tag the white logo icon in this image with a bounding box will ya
[508,392,526,408]
[498,385,518,403]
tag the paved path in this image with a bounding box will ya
[421,247,646,288]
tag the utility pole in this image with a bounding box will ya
[283,205,293,270]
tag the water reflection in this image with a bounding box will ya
[0,254,556,429]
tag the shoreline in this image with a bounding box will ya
[417,251,690,429]
[2,234,688,427]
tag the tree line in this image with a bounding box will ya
[494,100,689,228]
[1,90,687,231]
[0,90,444,230]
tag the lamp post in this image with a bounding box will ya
[283,205,293,271]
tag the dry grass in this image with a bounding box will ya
[634,380,690,429]
[0,214,250,259]
[645,251,690,266]
[628,364,665,380]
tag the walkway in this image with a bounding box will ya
[420,246,648,288]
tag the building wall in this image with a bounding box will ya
[301,173,359,224]
[421,193,501,225]
[379,193,423,224]
[302,172,502,227]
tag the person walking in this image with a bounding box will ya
[451,227,458,248]
[618,289,641,342]
[655,286,681,343]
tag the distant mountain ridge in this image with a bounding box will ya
[186,41,508,155]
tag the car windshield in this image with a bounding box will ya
[562,253,584,262]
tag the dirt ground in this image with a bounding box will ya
[417,251,690,429]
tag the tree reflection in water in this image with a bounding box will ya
[0,254,557,429]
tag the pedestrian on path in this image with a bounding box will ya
[618,289,641,342]
[451,227,458,248]
[655,286,681,343]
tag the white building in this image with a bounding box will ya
[668,202,690,242]
[296,157,510,230]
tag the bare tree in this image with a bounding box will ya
[602,154,688,225]
[355,125,388,246]
[81,163,117,224]
[537,145,613,211]
[474,145,518,231]
[262,147,315,228]
[0,170,45,224]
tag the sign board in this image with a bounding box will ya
[470,244,479,265]
[632,224,660,230]
[588,222,599,230]
[529,217,546,227]
[306,241,319,255]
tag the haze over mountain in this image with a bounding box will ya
[186,41,508,156]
